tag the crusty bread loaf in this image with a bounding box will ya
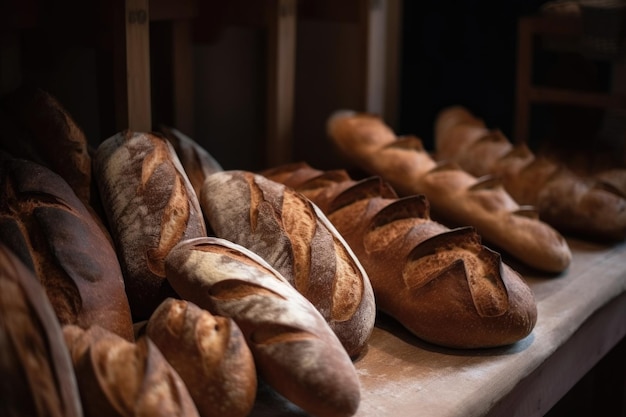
[165,237,361,417]
[0,85,92,205]
[94,130,207,321]
[145,297,257,417]
[327,110,572,273]
[435,105,626,241]
[160,126,224,199]
[63,324,200,417]
[199,170,375,357]
[0,243,83,417]
[263,162,538,348]
[0,153,134,341]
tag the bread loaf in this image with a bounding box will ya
[160,126,224,198]
[199,170,375,357]
[145,297,257,417]
[0,243,83,417]
[94,130,207,321]
[165,237,361,417]
[0,153,134,341]
[435,105,626,241]
[327,110,572,273]
[63,324,200,417]
[263,162,538,348]
[0,85,92,205]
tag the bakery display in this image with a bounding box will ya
[63,324,200,417]
[0,243,83,417]
[263,162,538,348]
[327,110,572,273]
[199,170,376,357]
[145,298,257,417]
[434,105,626,241]
[0,153,134,341]
[165,237,362,417]
[93,130,208,321]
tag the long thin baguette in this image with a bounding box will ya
[199,170,376,357]
[435,105,626,241]
[327,110,572,273]
[165,236,361,417]
[263,162,538,349]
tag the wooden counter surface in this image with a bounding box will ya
[251,237,626,417]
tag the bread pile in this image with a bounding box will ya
[327,110,572,273]
[434,105,626,241]
[262,162,537,348]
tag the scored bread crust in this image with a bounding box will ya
[0,244,83,417]
[145,298,257,417]
[0,154,134,341]
[435,105,626,241]
[263,162,538,349]
[199,170,375,357]
[327,110,572,273]
[63,325,200,417]
[165,237,361,417]
[94,131,207,321]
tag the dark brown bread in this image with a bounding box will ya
[435,105,626,241]
[0,153,134,341]
[0,243,83,417]
[64,324,200,417]
[199,170,375,357]
[327,110,572,273]
[94,130,207,321]
[145,298,257,417]
[0,85,92,205]
[264,163,538,348]
[165,237,361,417]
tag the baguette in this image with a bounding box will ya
[145,297,257,417]
[94,130,207,321]
[165,236,361,417]
[160,126,224,199]
[199,170,375,357]
[63,324,200,417]
[327,110,572,273]
[435,105,626,241]
[0,153,134,340]
[0,243,83,417]
[263,162,538,348]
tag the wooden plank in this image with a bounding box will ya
[266,0,296,167]
[149,0,196,21]
[529,86,626,109]
[124,0,152,132]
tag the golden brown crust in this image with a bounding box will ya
[94,131,207,321]
[0,154,134,341]
[435,105,626,241]
[264,164,538,348]
[165,237,361,417]
[145,298,257,417]
[199,170,375,357]
[328,110,572,273]
[64,325,200,417]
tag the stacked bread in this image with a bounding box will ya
[327,110,572,273]
[0,87,366,417]
[262,162,538,348]
[434,105,626,241]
